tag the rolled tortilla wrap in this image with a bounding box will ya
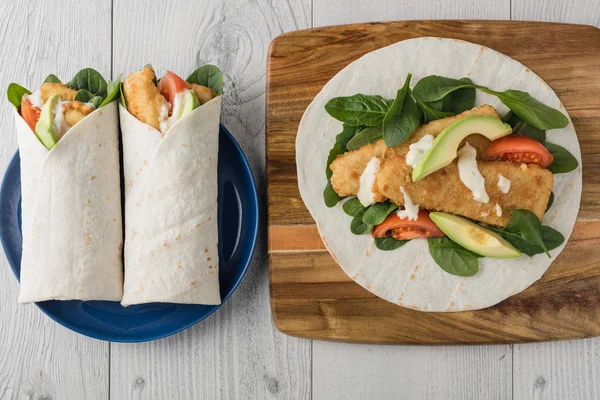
[120,96,221,306]
[16,102,123,302]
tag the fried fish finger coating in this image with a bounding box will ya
[187,83,217,104]
[63,101,94,127]
[123,66,169,131]
[40,82,77,102]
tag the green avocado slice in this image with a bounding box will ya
[181,91,200,118]
[35,93,59,150]
[412,115,512,181]
[430,212,521,258]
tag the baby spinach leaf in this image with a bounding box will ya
[67,68,108,98]
[187,65,224,95]
[89,96,103,108]
[490,223,563,257]
[426,99,443,111]
[325,94,393,127]
[6,83,31,111]
[509,209,549,256]
[323,181,343,208]
[412,75,481,103]
[417,99,454,123]
[351,207,373,235]
[326,124,357,179]
[375,237,408,251]
[119,81,127,107]
[43,74,61,84]
[502,111,546,143]
[343,198,364,217]
[346,126,383,150]
[383,74,422,147]
[441,77,476,114]
[481,89,568,130]
[74,89,94,103]
[427,237,479,277]
[362,201,398,225]
[545,142,578,174]
[99,74,122,107]
[545,192,554,212]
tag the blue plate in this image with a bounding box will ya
[0,124,258,342]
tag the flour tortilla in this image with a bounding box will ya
[120,96,221,306]
[17,102,123,302]
[296,37,582,312]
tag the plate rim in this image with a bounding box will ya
[0,123,259,342]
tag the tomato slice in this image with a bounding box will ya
[487,135,553,168]
[372,210,446,240]
[157,70,188,109]
[21,96,41,132]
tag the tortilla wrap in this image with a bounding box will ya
[296,37,582,312]
[17,102,123,302]
[120,96,221,306]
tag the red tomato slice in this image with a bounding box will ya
[157,70,188,109]
[487,135,553,168]
[21,96,41,132]
[372,210,446,240]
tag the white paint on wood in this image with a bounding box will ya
[313,0,510,27]
[513,0,600,27]
[0,1,111,399]
[110,1,311,399]
[313,342,512,400]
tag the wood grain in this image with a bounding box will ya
[0,1,111,399]
[110,1,311,399]
[266,21,600,344]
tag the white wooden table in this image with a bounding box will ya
[0,1,598,399]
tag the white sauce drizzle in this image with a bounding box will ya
[28,90,45,109]
[481,211,490,218]
[396,186,419,221]
[51,99,70,140]
[457,142,489,203]
[357,157,381,207]
[159,89,191,134]
[495,203,503,217]
[406,134,434,168]
[497,173,511,194]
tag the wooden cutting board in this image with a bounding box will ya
[266,21,600,344]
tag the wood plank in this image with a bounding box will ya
[110,1,311,399]
[266,21,600,345]
[313,342,512,400]
[0,1,111,399]
[510,3,600,399]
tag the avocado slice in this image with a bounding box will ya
[35,93,59,150]
[412,115,512,181]
[181,91,200,118]
[429,212,521,258]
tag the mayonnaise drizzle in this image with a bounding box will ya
[159,89,191,134]
[497,173,511,194]
[495,203,503,217]
[51,99,70,140]
[396,186,419,221]
[457,142,489,203]
[28,90,45,109]
[406,134,434,168]
[357,157,381,207]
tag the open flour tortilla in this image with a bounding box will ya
[120,97,221,306]
[17,102,123,302]
[296,37,582,312]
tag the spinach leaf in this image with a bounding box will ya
[545,142,578,174]
[100,74,122,107]
[350,207,373,235]
[74,89,94,103]
[67,68,108,98]
[545,192,554,212]
[487,209,551,257]
[427,237,479,277]
[325,94,393,127]
[346,126,383,150]
[490,223,564,257]
[326,124,357,179]
[540,226,564,251]
[375,237,408,251]
[6,83,31,111]
[412,75,481,103]
[417,99,454,123]
[89,96,103,108]
[502,111,546,143]
[186,65,224,95]
[426,99,443,111]
[441,77,476,114]
[481,89,568,130]
[343,198,364,217]
[43,74,61,84]
[382,74,422,147]
[119,81,127,107]
[323,181,342,208]
[362,201,398,225]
